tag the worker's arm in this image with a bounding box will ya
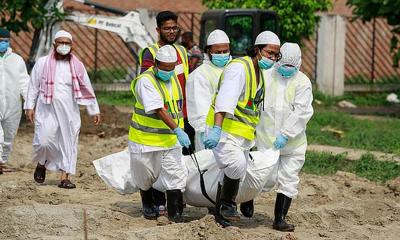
[213,112,226,127]
[24,58,44,123]
[17,55,29,100]
[154,108,178,130]
[213,62,246,124]
[281,77,314,138]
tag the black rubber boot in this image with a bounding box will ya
[152,188,166,215]
[166,189,184,223]
[240,199,254,218]
[139,188,158,220]
[272,193,295,232]
[219,175,240,222]
[214,183,232,228]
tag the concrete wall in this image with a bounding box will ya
[316,14,346,96]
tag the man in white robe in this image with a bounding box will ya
[24,30,101,189]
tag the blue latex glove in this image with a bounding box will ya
[173,128,191,148]
[273,134,289,150]
[203,126,222,149]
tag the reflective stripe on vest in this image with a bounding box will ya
[129,67,184,147]
[206,56,261,140]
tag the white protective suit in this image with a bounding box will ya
[0,48,29,163]
[93,149,280,207]
[24,57,100,174]
[186,57,223,151]
[256,43,314,198]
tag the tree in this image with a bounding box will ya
[202,0,331,44]
[347,0,400,67]
[0,0,64,33]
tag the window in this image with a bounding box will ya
[225,15,253,56]
[261,13,278,33]
[200,19,217,49]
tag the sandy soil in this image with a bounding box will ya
[1,105,399,240]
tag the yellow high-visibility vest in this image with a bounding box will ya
[206,56,263,140]
[139,43,189,80]
[129,67,184,147]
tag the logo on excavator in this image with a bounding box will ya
[87,18,97,25]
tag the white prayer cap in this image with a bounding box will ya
[207,29,230,46]
[155,45,177,63]
[276,42,302,69]
[54,30,72,41]
[255,31,280,46]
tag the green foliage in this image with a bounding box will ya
[347,0,400,67]
[0,0,64,32]
[202,0,331,43]
[307,110,400,154]
[304,151,400,183]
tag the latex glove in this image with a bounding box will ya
[273,134,289,150]
[203,126,222,149]
[173,128,191,148]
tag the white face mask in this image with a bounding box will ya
[56,44,71,55]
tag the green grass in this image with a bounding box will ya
[313,90,400,107]
[307,110,400,154]
[303,151,400,183]
[96,91,133,106]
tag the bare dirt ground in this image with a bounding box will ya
[1,105,399,240]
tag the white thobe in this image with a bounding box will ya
[24,57,99,174]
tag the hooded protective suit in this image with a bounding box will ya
[256,43,314,198]
[186,29,229,151]
[0,47,29,163]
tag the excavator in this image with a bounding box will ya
[29,0,279,74]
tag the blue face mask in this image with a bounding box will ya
[156,68,174,82]
[277,65,298,78]
[258,56,274,70]
[211,53,230,67]
[0,40,9,53]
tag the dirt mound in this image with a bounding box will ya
[80,104,131,137]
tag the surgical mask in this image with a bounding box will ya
[211,53,230,67]
[258,55,274,70]
[56,44,71,55]
[156,69,174,82]
[277,65,298,78]
[0,40,9,53]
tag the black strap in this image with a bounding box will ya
[187,146,216,205]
